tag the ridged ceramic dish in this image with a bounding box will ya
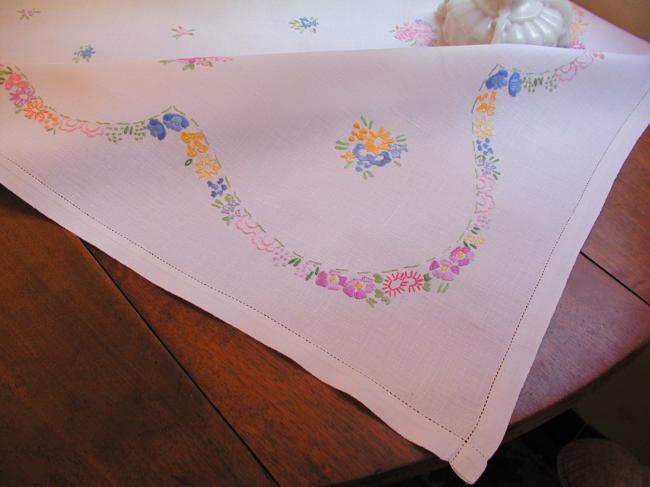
[436,0,573,47]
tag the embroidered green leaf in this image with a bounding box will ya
[423,273,432,282]
[423,282,431,292]
[306,271,314,281]
[336,140,349,146]
[360,115,368,127]
[373,273,383,284]
[381,296,390,305]
[292,258,301,267]
[314,266,320,276]
[184,158,193,166]
[368,120,374,129]
[366,297,377,308]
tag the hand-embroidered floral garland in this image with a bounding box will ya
[390,19,438,47]
[289,17,319,34]
[159,56,233,71]
[335,116,408,179]
[0,51,603,307]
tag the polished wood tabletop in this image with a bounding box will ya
[1,126,649,486]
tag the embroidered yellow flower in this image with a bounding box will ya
[363,126,395,155]
[23,99,48,122]
[340,151,356,163]
[464,233,484,247]
[194,153,221,180]
[180,131,209,157]
[472,116,494,139]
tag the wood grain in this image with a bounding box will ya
[88,247,649,486]
[583,127,650,303]
[0,189,275,486]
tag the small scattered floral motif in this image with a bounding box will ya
[159,56,233,71]
[335,116,407,179]
[390,19,438,47]
[289,16,319,34]
[171,26,195,39]
[0,51,604,307]
[194,153,221,180]
[17,8,40,20]
[72,45,95,63]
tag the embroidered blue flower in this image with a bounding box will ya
[389,143,408,159]
[352,143,392,168]
[475,138,494,156]
[299,17,318,29]
[485,69,508,90]
[147,118,166,140]
[508,72,522,97]
[208,178,228,198]
[80,46,95,59]
[162,112,190,132]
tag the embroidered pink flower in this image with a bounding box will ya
[475,214,491,229]
[4,73,28,91]
[476,193,495,213]
[382,271,424,296]
[429,259,460,281]
[343,276,375,300]
[477,175,495,194]
[316,270,346,291]
[393,23,417,41]
[412,20,437,47]
[449,246,474,267]
[9,85,35,106]
[382,272,407,296]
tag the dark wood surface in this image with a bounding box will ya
[0,127,648,485]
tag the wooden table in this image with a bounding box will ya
[1,127,648,486]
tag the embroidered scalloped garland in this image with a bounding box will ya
[0,51,603,307]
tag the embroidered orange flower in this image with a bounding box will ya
[22,99,49,122]
[194,153,221,180]
[340,151,356,163]
[180,131,208,157]
[475,91,497,116]
[363,126,395,155]
[40,111,60,130]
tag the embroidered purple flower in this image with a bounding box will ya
[316,270,346,291]
[388,143,408,159]
[272,248,292,267]
[485,69,508,90]
[343,276,375,300]
[162,112,190,132]
[508,72,522,97]
[207,178,228,198]
[429,259,460,281]
[147,118,166,140]
[9,85,35,106]
[220,201,242,218]
[476,214,491,229]
[294,261,316,279]
[449,246,474,267]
